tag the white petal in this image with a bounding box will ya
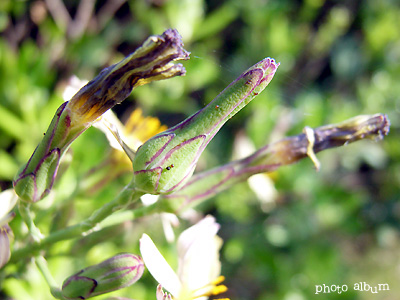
[0,189,18,221]
[232,130,256,160]
[0,225,13,268]
[177,215,219,257]
[161,213,180,243]
[92,110,126,151]
[141,194,159,206]
[248,173,277,212]
[140,234,182,296]
[179,235,222,294]
[177,216,222,292]
[93,111,137,160]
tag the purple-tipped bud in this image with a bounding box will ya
[61,253,144,299]
[132,58,279,194]
[14,29,189,203]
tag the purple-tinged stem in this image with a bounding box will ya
[161,114,390,212]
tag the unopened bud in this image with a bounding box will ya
[132,58,279,194]
[14,29,189,202]
[62,253,144,299]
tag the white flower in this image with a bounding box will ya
[0,189,18,268]
[0,189,17,225]
[140,216,228,300]
[0,224,13,269]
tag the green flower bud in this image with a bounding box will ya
[13,29,189,203]
[62,253,144,299]
[132,58,279,194]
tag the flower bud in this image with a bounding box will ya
[159,114,390,212]
[132,58,279,194]
[61,253,144,300]
[14,29,189,203]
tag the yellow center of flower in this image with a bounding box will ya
[188,276,229,300]
[124,108,167,145]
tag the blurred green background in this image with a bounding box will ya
[0,0,399,299]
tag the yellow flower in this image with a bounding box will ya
[98,108,167,153]
[95,108,167,171]
[63,76,167,167]
[123,109,168,149]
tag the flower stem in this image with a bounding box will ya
[98,200,173,228]
[18,202,44,242]
[161,114,390,211]
[35,255,66,299]
[10,183,144,263]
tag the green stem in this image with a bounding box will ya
[35,255,65,299]
[98,200,173,228]
[18,202,44,242]
[11,183,144,263]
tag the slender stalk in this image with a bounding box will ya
[18,202,44,242]
[161,114,390,211]
[35,255,65,299]
[98,200,173,228]
[10,184,144,263]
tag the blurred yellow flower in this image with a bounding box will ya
[64,76,167,171]
[96,108,167,170]
[62,75,168,195]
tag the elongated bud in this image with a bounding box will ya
[61,253,144,300]
[132,58,279,194]
[13,29,189,202]
[160,114,390,211]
